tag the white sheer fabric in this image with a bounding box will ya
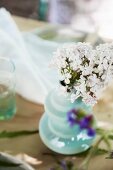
[0,8,59,104]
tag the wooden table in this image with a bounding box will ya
[0,16,113,170]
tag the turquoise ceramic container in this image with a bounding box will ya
[39,88,95,155]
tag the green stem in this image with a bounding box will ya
[78,136,104,170]
[97,128,112,151]
[0,130,38,138]
[77,128,113,170]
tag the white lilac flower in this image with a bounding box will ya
[83,94,97,106]
[82,66,93,76]
[88,74,99,87]
[65,78,70,84]
[51,42,113,106]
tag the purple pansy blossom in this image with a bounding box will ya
[67,109,95,137]
[67,109,79,127]
[79,115,93,129]
[87,128,96,137]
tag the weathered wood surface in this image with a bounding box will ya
[13,16,45,31]
[0,16,113,170]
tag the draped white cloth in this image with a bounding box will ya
[0,8,59,104]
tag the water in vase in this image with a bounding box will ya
[0,84,16,120]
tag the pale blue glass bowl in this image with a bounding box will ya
[39,88,95,155]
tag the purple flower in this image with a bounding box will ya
[87,128,96,137]
[79,115,93,129]
[79,115,95,137]
[61,160,67,170]
[67,108,96,137]
[67,109,78,126]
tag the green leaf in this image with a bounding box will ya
[96,128,112,151]
[108,134,113,140]
[0,130,38,138]
[105,150,113,159]
[94,148,108,155]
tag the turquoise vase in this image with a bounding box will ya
[39,88,95,155]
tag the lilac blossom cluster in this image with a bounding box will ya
[51,42,113,106]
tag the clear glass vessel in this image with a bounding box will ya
[0,57,16,120]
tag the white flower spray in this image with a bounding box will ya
[51,42,113,106]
